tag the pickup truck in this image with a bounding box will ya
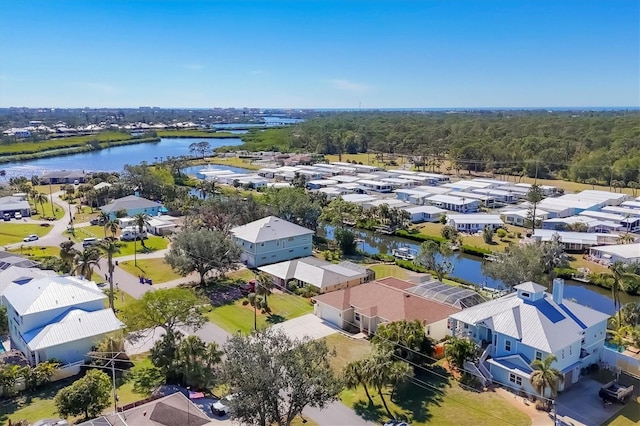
[599,380,634,403]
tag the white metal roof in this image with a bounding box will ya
[447,214,504,224]
[401,205,446,214]
[4,276,106,316]
[590,243,640,261]
[341,194,376,203]
[26,309,124,351]
[230,216,313,243]
[621,201,640,209]
[427,194,479,205]
[258,257,367,289]
[450,287,610,352]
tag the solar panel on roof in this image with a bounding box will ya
[0,262,10,270]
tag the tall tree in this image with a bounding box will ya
[98,239,121,311]
[33,192,48,216]
[482,243,546,288]
[343,358,374,405]
[59,240,77,272]
[222,328,342,426]
[609,261,640,324]
[104,216,119,238]
[55,369,112,419]
[530,354,563,407]
[365,349,413,417]
[526,184,544,234]
[371,319,435,364]
[444,336,478,372]
[132,212,152,248]
[165,228,242,286]
[120,287,206,342]
[415,240,454,281]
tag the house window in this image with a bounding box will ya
[569,345,572,355]
[521,292,530,298]
[561,349,565,359]
[505,340,511,352]
[509,373,522,386]
[463,323,469,329]
[355,313,361,321]
[535,351,542,361]
[289,249,294,253]
[260,243,264,247]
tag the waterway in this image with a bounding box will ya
[319,224,638,315]
[1,137,244,177]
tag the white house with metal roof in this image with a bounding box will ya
[401,205,446,223]
[532,229,620,251]
[258,256,374,293]
[0,196,31,217]
[230,216,314,268]
[449,279,610,395]
[3,275,123,365]
[589,243,640,264]
[447,214,505,232]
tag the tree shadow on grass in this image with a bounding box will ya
[265,314,286,324]
[353,399,388,423]
[390,366,450,424]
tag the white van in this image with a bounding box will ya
[82,237,99,247]
[120,228,148,241]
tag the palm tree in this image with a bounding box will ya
[609,261,640,324]
[482,225,494,244]
[247,293,269,331]
[343,359,373,405]
[530,354,563,408]
[104,216,119,239]
[59,240,77,272]
[526,184,544,234]
[366,349,413,417]
[73,248,102,279]
[444,336,477,372]
[255,272,274,306]
[133,212,151,248]
[33,192,48,217]
[99,239,121,311]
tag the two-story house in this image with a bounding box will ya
[448,279,610,396]
[230,216,314,268]
[3,275,124,366]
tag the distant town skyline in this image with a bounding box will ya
[1,0,638,109]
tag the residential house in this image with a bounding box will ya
[542,216,625,233]
[580,211,640,233]
[447,214,505,232]
[589,243,640,264]
[100,195,162,220]
[501,209,549,227]
[401,205,446,223]
[3,275,123,365]
[39,170,87,184]
[0,196,31,217]
[230,216,314,268]
[363,199,410,211]
[357,179,393,193]
[449,279,610,395]
[312,277,461,340]
[532,229,620,251]
[426,194,480,213]
[258,256,374,293]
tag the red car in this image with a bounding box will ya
[240,279,256,295]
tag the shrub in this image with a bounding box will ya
[554,267,577,279]
[441,225,459,240]
[395,259,428,273]
[396,229,446,244]
[460,245,491,257]
[496,229,508,238]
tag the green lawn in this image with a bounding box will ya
[118,258,182,284]
[0,223,53,246]
[71,224,110,241]
[71,205,100,223]
[602,396,640,426]
[342,377,531,426]
[10,245,60,258]
[227,268,256,282]
[115,236,169,257]
[323,333,371,373]
[206,292,314,334]
[370,264,411,280]
[30,199,66,220]
[0,380,70,425]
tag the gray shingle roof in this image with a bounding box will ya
[100,195,160,214]
[230,216,313,243]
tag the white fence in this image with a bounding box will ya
[602,347,640,377]
[51,360,83,381]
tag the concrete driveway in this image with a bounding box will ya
[271,314,337,340]
[124,326,167,356]
[555,377,626,426]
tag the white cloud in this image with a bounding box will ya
[328,79,371,92]
[184,64,204,70]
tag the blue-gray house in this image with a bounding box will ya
[100,195,162,220]
[230,216,314,268]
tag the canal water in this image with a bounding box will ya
[0,137,244,177]
[319,224,638,315]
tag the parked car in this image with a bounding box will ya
[211,394,234,417]
[3,213,10,221]
[599,380,634,403]
[14,212,22,219]
[82,237,100,247]
[240,279,256,295]
[120,230,148,241]
[23,234,39,242]
[90,217,106,225]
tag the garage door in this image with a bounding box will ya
[317,303,342,328]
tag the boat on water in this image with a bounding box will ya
[392,246,417,261]
[483,253,499,262]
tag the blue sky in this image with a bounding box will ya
[1,0,638,108]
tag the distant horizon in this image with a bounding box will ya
[1,1,638,108]
[2,106,639,112]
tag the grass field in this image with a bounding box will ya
[206,292,314,334]
[30,199,66,220]
[68,226,170,256]
[10,245,59,258]
[602,396,640,426]
[370,264,411,280]
[118,258,182,284]
[324,153,410,167]
[323,333,372,373]
[0,131,136,155]
[342,377,531,426]
[72,205,100,223]
[0,223,53,246]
